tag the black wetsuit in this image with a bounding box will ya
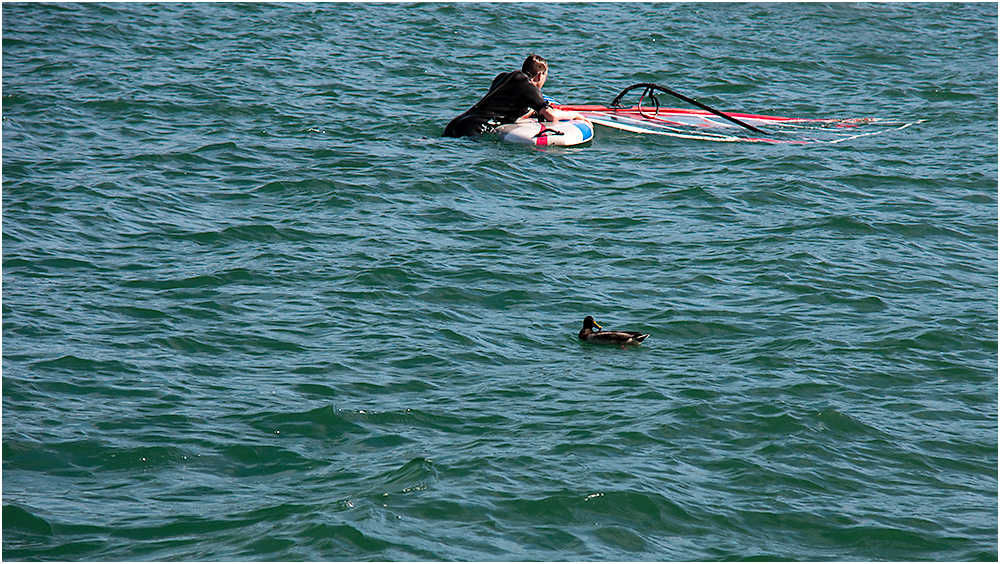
[442,71,551,138]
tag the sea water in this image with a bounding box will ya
[3,3,997,561]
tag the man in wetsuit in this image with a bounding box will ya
[443,54,590,138]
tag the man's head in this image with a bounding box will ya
[522,54,549,87]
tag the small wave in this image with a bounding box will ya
[241,406,367,440]
[660,320,749,339]
[2,504,55,536]
[30,354,139,375]
[123,268,267,290]
[364,457,438,498]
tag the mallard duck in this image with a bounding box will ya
[579,316,649,346]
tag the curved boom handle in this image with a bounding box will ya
[611,83,765,134]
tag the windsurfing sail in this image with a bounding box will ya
[555,83,920,144]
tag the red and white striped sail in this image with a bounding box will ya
[554,103,917,144]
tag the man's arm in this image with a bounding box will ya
[538,106,591,123]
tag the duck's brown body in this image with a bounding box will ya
[579,316,649,346]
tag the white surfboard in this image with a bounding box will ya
[494,119,594,147]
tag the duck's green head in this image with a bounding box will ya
[583,316,602,331]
